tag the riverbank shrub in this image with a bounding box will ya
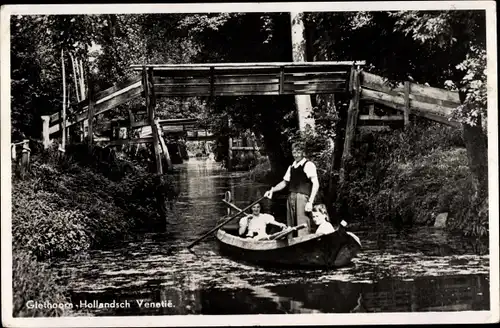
[12,142,179,260]
[12,249,74,317]
[335,122,488,237]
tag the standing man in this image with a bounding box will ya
[264,141,319,238]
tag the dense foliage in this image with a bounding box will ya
[333,121,488,236]
[12,143,179,260]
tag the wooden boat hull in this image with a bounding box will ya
[216,228,361,269]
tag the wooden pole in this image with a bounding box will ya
[78,59,85,99]
[79,61,87,143]
[143,66,162,174]
[339,68,361,183]
[227,118,233,171]
[69,52,80,102]
[20,140,30,179]
[41,115,51,149]
[87,78,95,145]
[403,81,411,128]
[155,120,172,170]
[66,83,71,145]
[228,136,233,171]
[60,49,67,152]
[11,144,16,161]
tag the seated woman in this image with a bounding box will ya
[239,203,287,240]
[312,204,336,235]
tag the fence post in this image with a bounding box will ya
[403,81,411,128]
[41,115,51,149]
[20,140,31,179]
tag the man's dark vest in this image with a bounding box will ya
[289,160,312,196]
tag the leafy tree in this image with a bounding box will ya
[11,15,59,140]
[305,10,488,201]
[391,10,488,201]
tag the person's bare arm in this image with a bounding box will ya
[305,176,319,212]
[238,217,249,236]
[264,180,288,198]
[272,180,288,193]
[268,220,287,229]
[308,176,319,204]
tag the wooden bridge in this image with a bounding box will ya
[42,61,462,174]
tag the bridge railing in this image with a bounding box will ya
[41,76,143,147]
[360,72,461,127]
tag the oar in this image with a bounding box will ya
[187,195,265,249]
[222,199,250,216]
[269,223,307,240]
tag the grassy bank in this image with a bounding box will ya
[11,142,179,317]
[247,122,488,238]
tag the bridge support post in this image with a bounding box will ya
[227,118,233,171]
[228,136,233,171]
[143,66,164,174]
[155,120,172,170]
[339,67,361,183]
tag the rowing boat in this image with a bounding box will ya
[215,225,361,269]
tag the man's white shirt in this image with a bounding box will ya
[283,158,318,182]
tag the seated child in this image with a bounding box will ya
[239,203,287,240]
[312,204,336,235]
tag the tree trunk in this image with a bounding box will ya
[458,91,488,202]
[290,11,315,133]
[462,121,488,201]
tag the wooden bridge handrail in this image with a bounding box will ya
[130,61,366,70]
[48,81,143,135]
[158,118,199,125]
[359,71,462,126]
[49,76,142,124]
[361,72,460,104]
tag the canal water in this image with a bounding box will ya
[53,158,490,315]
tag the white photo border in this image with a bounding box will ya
[1,1,498,327]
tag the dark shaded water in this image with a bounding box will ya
[53,159,490,315]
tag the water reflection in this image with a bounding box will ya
[52,158,490,316]
[67,272,489,316]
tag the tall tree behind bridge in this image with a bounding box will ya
[290,12,315,133]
